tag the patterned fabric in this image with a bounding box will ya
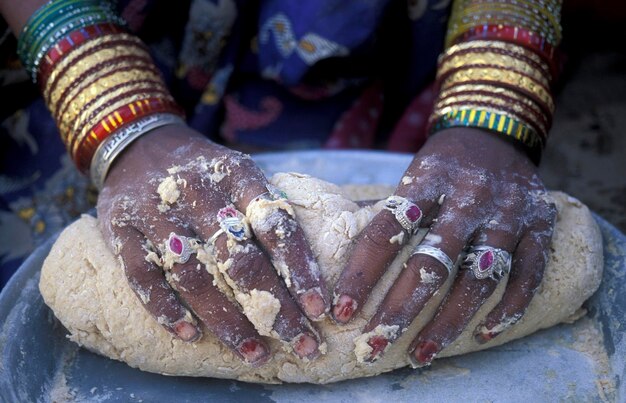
[0,0,450,288]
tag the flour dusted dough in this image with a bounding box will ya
[39,173,603,384]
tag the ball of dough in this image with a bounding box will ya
[39,173,603,384]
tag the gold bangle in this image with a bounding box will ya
[58,79,164,140]
[59,67,162,131]
[433,94,548,136]
[69,90,173,154]
[441,67,555,114]
[46,40,149,107]
[43,33,139,99]
[437,83,548,123]
[442,40,550,72]
[437,52,550,88]
[52,56,155,120]
[438,45,551,80]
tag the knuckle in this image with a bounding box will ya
[171,262,212,295]
[364,212,404,250]
[228,246,266,281]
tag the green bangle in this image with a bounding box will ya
[17,0,121,82]
[429,107,544,151]
[18,0,83,65]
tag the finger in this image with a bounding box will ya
[108,224,202,342]
[357,201,482,361]
[229,160,329,321]
[473,213,555,343]
[408,226,519,366]
[332,188,441,325]
[192,198,322,360]
[140,222,271,366]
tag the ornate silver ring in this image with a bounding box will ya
[209,206,251,244]
[412,245,454,274]
[462,245,512,281]
[383,196,423,234]
[165,232,194,265]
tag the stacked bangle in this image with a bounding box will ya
[429,0,562,161]
[17,0,184,178]
[446,0,562,49]
[17,0,125,83]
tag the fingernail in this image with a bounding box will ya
[173,320,201,342]
[293,333,320,360]
[412,340,439,365]
[300,289,326,320]
[475,330,497,344]
[332,295,357,324]
[238,338,270,366]
[367,335,389,362]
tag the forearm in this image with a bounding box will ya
[428,0,563,163]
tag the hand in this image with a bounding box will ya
[332,128,557,364]
[96,124,329,365]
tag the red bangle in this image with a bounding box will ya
[73,97,183,172]
[454,24,559,77]
[37,22,125,87]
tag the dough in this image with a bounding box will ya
[39,173,603,384]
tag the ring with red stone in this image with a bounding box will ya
[209,206,252,244]
[383,196,423,235]
[165,232,194,265]
[462,245,512,281]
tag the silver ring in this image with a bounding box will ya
[462,245,512,281]
[164,232,194,264]
[412,245,454,274]
[210,206,251,243]
[383,196,423,235]
[252,184,288,203]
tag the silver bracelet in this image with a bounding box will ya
[89,113,185,190]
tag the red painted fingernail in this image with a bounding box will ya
[332,295,357,324]
[300,289,326,320]
[367,336,389,362]
[293,333,320,359]
[238,338,270,366]
[173,321,201,342]
[413,340,439,365]
[475,331,497,344]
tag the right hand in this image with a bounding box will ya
[96,124,328,366]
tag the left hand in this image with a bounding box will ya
[332,127,557,364]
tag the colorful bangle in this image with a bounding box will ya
[429,107,543,150]
[437,53,550,88]
[453,25,557,65]
[437,83,551,129]
[18,0,124,82]
[446,0,563,49]
[22,0,185,177]
[37,22,124,85]
[74,97,183,172]
[440,67,554,116]
[433,95,548,139]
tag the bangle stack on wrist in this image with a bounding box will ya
[429,0,562,162]
[17,0,185,185]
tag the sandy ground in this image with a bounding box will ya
[540,51,626,233]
